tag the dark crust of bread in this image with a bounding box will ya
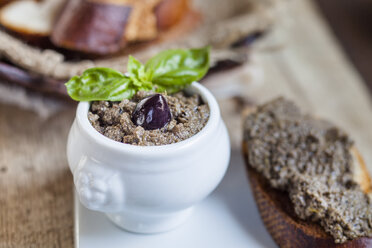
[51,0,132,55]
[242,141,372,248]
[50,0,190,55]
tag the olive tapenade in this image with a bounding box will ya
[88,91,209,146]
[243,97,372,243]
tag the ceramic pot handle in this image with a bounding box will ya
[73,156,125,212]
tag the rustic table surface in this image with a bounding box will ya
[1,0,372,247]
[315,0,372,93]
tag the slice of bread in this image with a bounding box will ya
[0,0,65,37]
[242,141,372,248]
[50,0,191,55]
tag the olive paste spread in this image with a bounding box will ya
[243,97,372,243]
[88,91,209,146]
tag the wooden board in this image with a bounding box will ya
[0,0,371,247]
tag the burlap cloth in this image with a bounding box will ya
[0,0,284,247]
[0,104,75,248]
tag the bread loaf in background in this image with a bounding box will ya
[51,0,189,54]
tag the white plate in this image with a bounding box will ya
[74,149,277,248]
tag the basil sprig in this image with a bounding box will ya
[65,47,210,101]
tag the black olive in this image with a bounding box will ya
[131,94,172,130]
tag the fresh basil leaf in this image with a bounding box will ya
[127,56,142,75]
[145,47,210,91]
[155,84,185,94]
[65,47,211,101]
[127,56,143,87]
[65,68,135,101]
[127,56,153,90]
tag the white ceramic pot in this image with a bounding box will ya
[67,82,231,234]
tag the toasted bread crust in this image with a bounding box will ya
[242,141,372,248]
[50,0,190,54]
[351,147,372,194]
